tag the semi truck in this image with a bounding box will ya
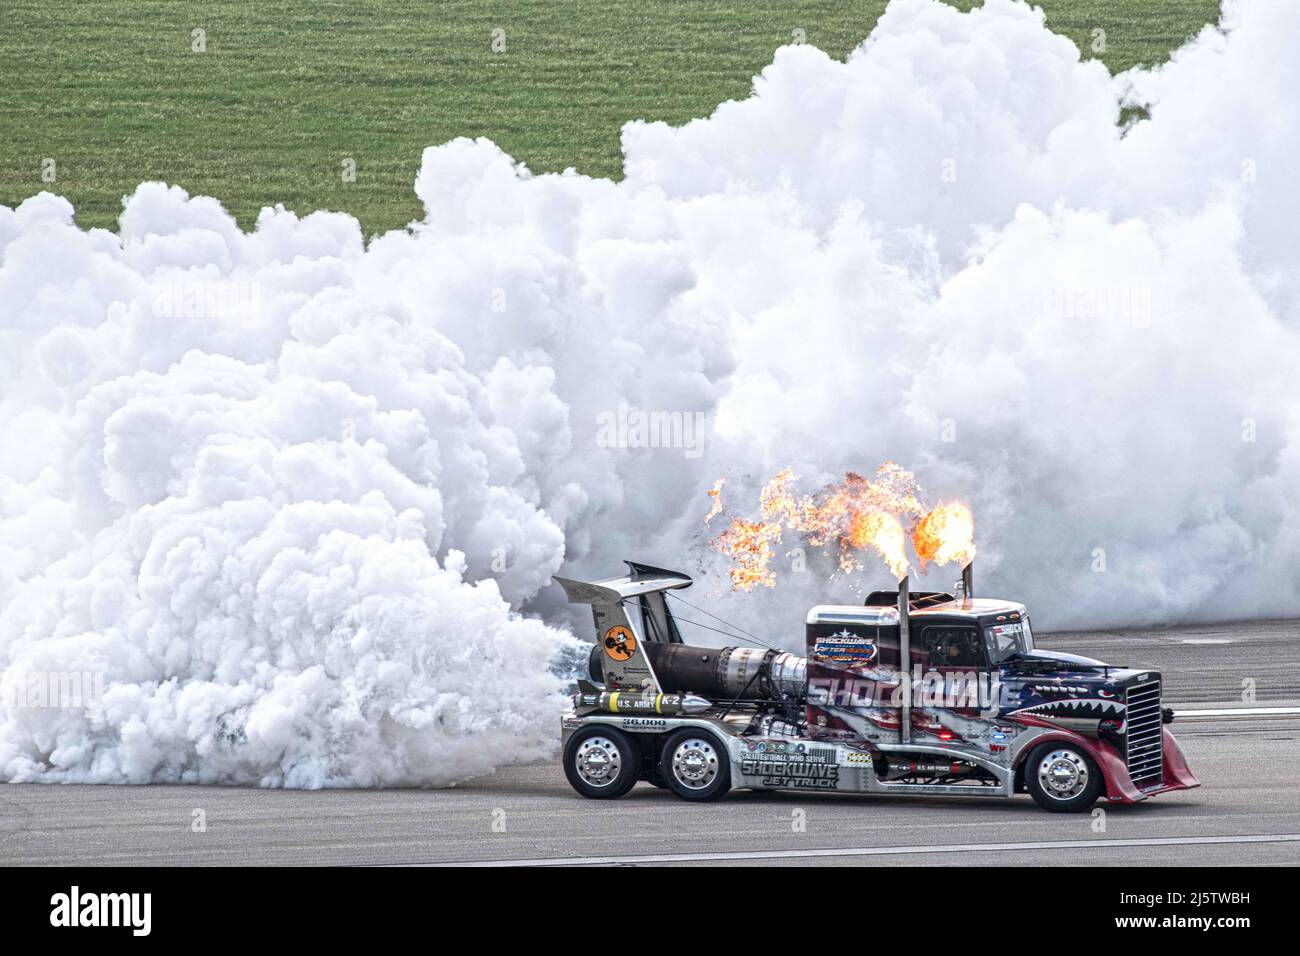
[556,561,1199,812]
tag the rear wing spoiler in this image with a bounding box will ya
[553,561,693,691]
[554,561,693,604]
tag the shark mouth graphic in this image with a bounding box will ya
[1012,699,1125,721]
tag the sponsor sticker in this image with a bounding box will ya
[813,629,879,665]
[741,745,840,790]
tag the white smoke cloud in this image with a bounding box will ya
[2,0,1298,785]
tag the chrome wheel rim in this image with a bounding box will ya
[575,736,622,788]
[1038,748,1089,800]
[671,738,719,790]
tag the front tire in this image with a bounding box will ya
[1025,742,1103,812]
[564,726,641,799]
[660,730,732,802]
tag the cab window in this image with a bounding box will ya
[920,626,985,668]
[984,620,1033,663]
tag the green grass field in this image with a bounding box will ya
[1,1,1222,234]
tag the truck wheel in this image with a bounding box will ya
[564,727,640,799]
[660,730,731,802]
[1025,742,1103,813]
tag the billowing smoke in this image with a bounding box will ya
[2,0,1297,785]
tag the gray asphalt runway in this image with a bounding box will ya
[1,619,1297,866]
[1049,617,1299,706]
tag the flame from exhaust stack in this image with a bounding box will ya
[844,511,910,580]
[708,463,975,589]
[912,501,977,569]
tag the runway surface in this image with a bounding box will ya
[1,618,1297,866]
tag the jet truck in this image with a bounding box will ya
[557,561,1199,812]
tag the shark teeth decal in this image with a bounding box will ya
[1011,699,1125,720]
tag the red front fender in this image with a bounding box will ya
[1145,726,1201,796]
[1012,719,1199,804]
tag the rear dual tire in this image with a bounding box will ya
[563,726,640,799]
[563,725,732,801]
[659,730,731,802]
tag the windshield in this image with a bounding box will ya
[984,618,1034,663]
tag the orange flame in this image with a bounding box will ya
[707,463,975,589]
[713,518,783,590]
[912,501,977,569]
[703,477,726,524]
[844,510,910,580]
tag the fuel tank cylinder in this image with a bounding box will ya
[589,642,806,700]
[879,758,981,781]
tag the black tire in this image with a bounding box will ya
[1024,741,1103,813]
[659,729,732,802]
[563,726,641,799]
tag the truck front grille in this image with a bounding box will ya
[1125,679,1164,789]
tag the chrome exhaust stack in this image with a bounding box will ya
[898,575,911,744]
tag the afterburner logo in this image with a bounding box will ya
[49,886,151,936]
